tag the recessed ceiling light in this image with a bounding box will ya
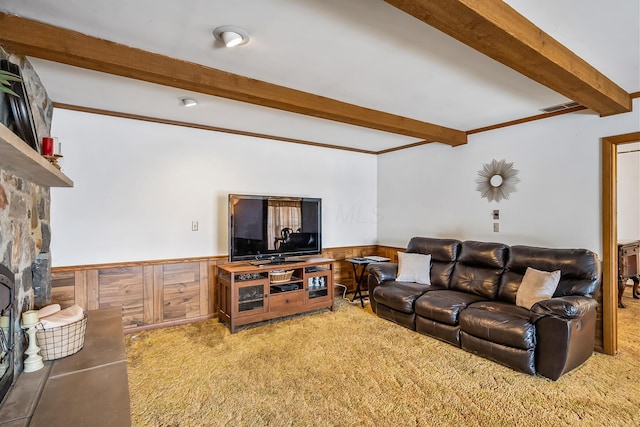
[180,97,198,107]
[213,25,250,47]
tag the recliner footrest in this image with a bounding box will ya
[461,331,535,375]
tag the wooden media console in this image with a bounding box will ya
[217,258,334,333]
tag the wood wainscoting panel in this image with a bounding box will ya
[51,256,224,331]
[200,261,210,316]
[87,270,100,311]
[162,262,201,322]
[322,245,386,291]
[51,271,75,308]
[325,247,358,289]
[375,246,402,262]
[152,265,164,324]
[74,271,88,310]
[142,265,154,326]
[50,247,397,332]
[98,267,144,328]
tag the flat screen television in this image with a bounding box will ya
[228,194,322,263]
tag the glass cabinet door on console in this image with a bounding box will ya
[217,270,269,327]
[234,275,269,318]
[305,266,333,308]
[237,283,267,314]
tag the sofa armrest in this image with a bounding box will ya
[529,295,598,322]
[366,263,397,314]
[366,262,398,284]
[531,296,598,380]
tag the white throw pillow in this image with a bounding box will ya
[396,252,431,285]
[516,267,561,309]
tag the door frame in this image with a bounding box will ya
[601,131,640,355]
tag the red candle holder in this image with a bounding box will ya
[42,137,54,156]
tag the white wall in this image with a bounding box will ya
[377,99,640,256]
[617,143,640,241]
[49,99,639,266]
[50,109,378,266]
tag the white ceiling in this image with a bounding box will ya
[1,0,638,152]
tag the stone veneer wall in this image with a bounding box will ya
[0,46,54,375]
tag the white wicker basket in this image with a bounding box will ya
[35,314,87,361]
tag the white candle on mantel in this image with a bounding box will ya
[21,310,39,325]
[0,315,9,328]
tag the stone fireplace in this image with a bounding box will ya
[0,46,55,400]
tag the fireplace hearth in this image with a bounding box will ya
[0,264,14,404]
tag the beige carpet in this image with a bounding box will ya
[126,295,640,426]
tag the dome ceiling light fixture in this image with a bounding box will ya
[213,25,250,48]
[180,97,198,107]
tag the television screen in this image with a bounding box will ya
[229,194,322,262]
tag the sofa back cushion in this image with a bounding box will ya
[406,237,461,288]
[451,241,508,299]
[498,245,601,303]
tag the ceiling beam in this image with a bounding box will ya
[385,0,632,117]
[0,13,467,146]
[53,102,379,155]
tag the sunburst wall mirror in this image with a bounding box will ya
[476,159,520,203]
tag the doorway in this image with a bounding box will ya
[602,131,640,355]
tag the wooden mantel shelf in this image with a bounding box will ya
[0,123,73,187]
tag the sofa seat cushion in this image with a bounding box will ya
[459,301,535,350]
[373,281,440,314]
[414,290,487,326]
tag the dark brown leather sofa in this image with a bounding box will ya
[367,237,601,380]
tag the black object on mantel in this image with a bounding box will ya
[0,60,39,153]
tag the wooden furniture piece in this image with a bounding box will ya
[217,258,334,333]
[618,240,640,308]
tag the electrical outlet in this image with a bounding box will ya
[192,221,198,231]
[493,209,500,220]
[493,222,499,232]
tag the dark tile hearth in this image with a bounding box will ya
[0,307,131,427]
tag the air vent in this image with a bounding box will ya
[539,101,582,113]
